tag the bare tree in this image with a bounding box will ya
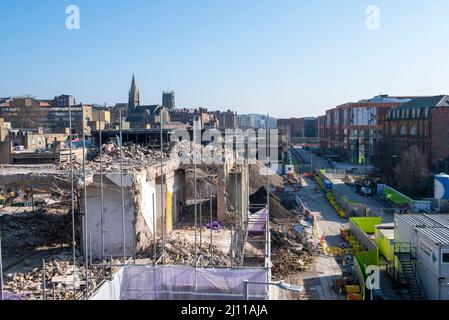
[14,105,48,129]
[393,145,429,197]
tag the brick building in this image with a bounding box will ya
[318,95,411,165]
[383,95,449,172]
[278,117,318,143]
[214,110,236,130]
[0,96,92,134]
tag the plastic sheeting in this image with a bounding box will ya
[248,208,267,237]
[91,265,269,300]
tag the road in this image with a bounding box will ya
[292,177,346,300]
[294,147,394,223]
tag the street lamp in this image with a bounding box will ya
[242,280,304,300]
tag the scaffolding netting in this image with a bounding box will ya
[91,265,269,300]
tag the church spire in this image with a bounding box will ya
[128,74,140,110]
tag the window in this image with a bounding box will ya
[391,125,397,135]
[443,251,449,264]
[400,125,407,135]
[410,126,417,136]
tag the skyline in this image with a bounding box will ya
[1,0,449,117]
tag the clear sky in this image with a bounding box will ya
[1,0,449,118]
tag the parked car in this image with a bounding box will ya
[360,187,372,197]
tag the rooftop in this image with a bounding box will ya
[392,95,449,111]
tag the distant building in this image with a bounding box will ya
[90,108,111,130]
[318,95,413,165]
[383,95,449,172]
[278,117,318,140]
[214,110,236,130]
[0,96,92,134]
[237,114,276,130]
[128,104,170,129]
[128,74,140,110]
[162,91,176,111]
[169,108,200,126]
[126,76,170,128]
[52,95,76,107]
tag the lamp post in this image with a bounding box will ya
[242,280,303,300]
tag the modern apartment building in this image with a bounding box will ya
[318,95,411,165]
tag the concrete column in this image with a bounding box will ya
[217,167,227,221]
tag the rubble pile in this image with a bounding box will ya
[249,160,284,193]
[249,187,292,218]
[159,235,232,267]
[59,143,170,171]
[3,252,122,300]
[271,218,315,279]
[0,208,73,261]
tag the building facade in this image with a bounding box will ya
[162,91,176,111]
[278,117,318,139]
[318,95,411,165]
[383,95,449,172]
[214,110,236,130]
[0,96,92,134]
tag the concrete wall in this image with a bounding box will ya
[155,170,185,234]
[226,164,249,221]
[81,172,158,259]
[82,180,136,258]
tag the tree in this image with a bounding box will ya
[375,139,398,184]
[393,145,429,197]
[14,105,48,129]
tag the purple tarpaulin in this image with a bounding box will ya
[2,293,22,300]
[205,221,221,230]
[248,208,267,237]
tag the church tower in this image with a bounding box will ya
[128,74,140,110]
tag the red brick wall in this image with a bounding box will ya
[431,107,449,169]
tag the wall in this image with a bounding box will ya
[349,217,381,251]
[155,170,185,234]
[431,107,449,171]
[414,229,442,300]
[81,172,158,259]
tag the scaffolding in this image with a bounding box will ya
[0,116,272,301]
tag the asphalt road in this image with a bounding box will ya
[292,177,346,300]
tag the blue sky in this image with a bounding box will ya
[1,0,449,117]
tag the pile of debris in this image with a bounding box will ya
[59,143,170,172]
[249,160,284,194]
[249,187,292,218]
[0,208,73,264]
[271,217,315,279]
[159,235,232,267]
[3,252,122,300]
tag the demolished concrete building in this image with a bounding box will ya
[0,136,271,300]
